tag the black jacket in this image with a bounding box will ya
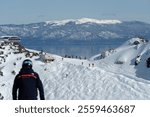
[12,67,45,100]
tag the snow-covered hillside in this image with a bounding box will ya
[1,38,150,100]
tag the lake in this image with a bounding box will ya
[21,39,124,58]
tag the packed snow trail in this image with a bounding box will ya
[40,62,150,100]
[1,57,150,100]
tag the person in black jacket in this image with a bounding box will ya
[12,59,45,100]
[147,57,150,68]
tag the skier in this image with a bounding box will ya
[146,57,150,68]
[135,55,141,66]
[12,59,45,100]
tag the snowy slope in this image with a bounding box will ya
[1,38,150,100]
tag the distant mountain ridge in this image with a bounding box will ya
[0,18,150,41]
[45,18,122,25]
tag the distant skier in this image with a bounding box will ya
[81,62,84,65]
[146,57,150,68]
[135,55,141,66]
[12,59,45,100]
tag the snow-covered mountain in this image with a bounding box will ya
[45,18,122,26]
[0,18,150,40]
[1,37,150,100]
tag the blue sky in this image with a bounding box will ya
[0,0,150,24]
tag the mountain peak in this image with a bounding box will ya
[45,18,122,26]
[77,18,122,24]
